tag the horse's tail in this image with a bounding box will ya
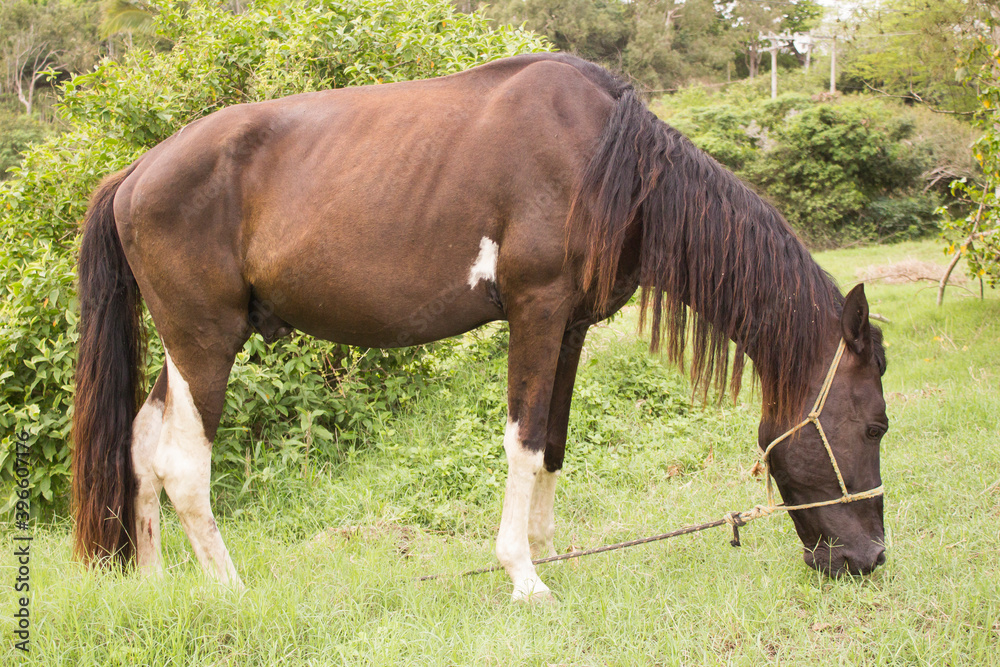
[73,166,145,569]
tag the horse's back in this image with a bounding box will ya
[114,54,618,346]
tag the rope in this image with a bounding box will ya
[417,338,885,583]
[416,513,741,582]
[416,486,882,582]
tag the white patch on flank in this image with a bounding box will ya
[528,469,559,559]
[132,397,165,574]
[467,237,499,289]
[496,420,551,601]
[153,350,243,588]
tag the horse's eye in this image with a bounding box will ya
[866,426,885,440]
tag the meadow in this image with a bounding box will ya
[1,238,998,665]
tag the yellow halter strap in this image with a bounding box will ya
[756,338,885,512]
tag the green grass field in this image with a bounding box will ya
[2,238,999,665]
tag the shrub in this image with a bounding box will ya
[739,101,932,245]
[0,111,51,179]
[858,192,942,242]
[0,0,548,513]
[653,89,955,246]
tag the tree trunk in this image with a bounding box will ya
[15,76,33,116]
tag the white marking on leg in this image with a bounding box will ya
[467,237,498,288]
[496,420,550,601]
[529,469,559,559]
[154,351,243,588]
[133,397,165,575]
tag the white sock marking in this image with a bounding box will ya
[529,469,559,559]
[496,420,550,600]
[467,237,499,288]
[154,350,242,588]
[133,397,165,574]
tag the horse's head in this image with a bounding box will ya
[759,284,888,576]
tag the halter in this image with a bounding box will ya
[756,338,885,512]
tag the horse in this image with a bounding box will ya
[72,53,888,600]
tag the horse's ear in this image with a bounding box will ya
[841,283,871,359]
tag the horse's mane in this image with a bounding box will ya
[567,71,884,424]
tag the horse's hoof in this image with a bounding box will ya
[522,590,558,605]
[511,581,555,604]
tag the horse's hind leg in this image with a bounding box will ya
[152,323,247,587]
[528,325,587,559]
[496,292,573,601]
[133,370,168,574]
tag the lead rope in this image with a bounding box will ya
[418,338,884,582]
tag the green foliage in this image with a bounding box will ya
[479,0,738,90]
[370,324,707,531]
[740,102,932,244]
[0,111,51,178]
[656,88,950,246]
[941,29,1000,290]
[482,0,630,64]
[842,0,983,113]
[99,0,156,40]
[0,0,101,115]
[859,193,942,242]
[0,0,548,512]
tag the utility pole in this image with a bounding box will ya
[808,34,841,94]
[758,32,841,98]
[762,32,791,100]
[829,36,837,94]
[770,42,779,99]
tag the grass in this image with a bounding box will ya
[2,238,999,665]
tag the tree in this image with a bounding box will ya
[670,0,737,79]
[0,0,100,115]
[940,19,1000,299]
[842,0,983,112]
[622,0,684,88]
[726,0,785,80]
[481,0,631,65]
[99,0,157,55]
[478,0,735,89]
[722,0,820,80]
[779,0,822,66]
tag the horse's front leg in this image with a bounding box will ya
[496,292,573,601]
[528,324,588,559]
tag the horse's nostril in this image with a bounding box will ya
[875,549,887,566]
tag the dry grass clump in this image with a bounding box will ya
[857,258,967,284]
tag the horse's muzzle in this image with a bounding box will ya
[805,544,887,576]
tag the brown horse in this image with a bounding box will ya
[72,53,888,600]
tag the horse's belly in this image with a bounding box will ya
[254,267,504,349]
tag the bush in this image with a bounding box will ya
[0,111,51,179]
[0,0,548,513]
[858,192,942,242]
[653,88,957,246]
[740,101,932,244]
